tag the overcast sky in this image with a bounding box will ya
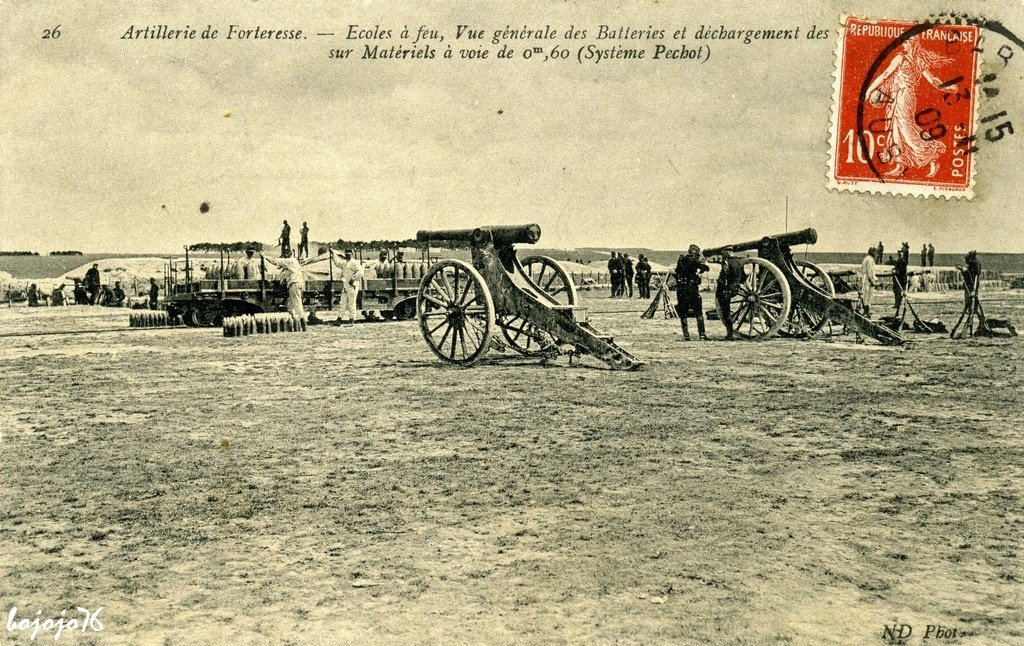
[2,0,1022,253]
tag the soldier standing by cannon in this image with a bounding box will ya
[715,248,745,340]
[893,250,909,312]
[674,245,709,341]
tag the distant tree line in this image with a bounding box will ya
[189,241,264,252]
[327,238,424,251]
[0,251,40,256]
[49,250,84,256]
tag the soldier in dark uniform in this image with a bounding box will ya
[622,253,635,298]
[716,248,746,340]
[279,220,292,258]
[73,278,88,305]
[608,252,622,298]
[920,244,927,268]
[892,251,908,311]
[674,244,709,340]
[635,254,652,299]
[961,250,981,307]
[297,222,310,260]
[84,263,101,305]
[148,277,160,310]
[112,281,126,307]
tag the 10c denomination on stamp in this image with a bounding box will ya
[828,16,981,198]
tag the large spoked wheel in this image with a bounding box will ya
[417,260,495,366]
[717,257,792,340]
[520,255,578,305]
[498,256,577,356]
[784,260,837,337]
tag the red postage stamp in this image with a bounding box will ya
[828,16,981,198]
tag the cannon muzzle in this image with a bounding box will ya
[416,224,542,247]
[704,227,817,257]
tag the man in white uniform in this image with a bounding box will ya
[262,252,306,322]
[859,247,878,318]
[332,248,364,325]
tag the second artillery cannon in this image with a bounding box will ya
[415,224,644,369]
[704,228,904,345]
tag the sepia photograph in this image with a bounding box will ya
[1,1,1021,643]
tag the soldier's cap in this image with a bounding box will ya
[688,244,700,254]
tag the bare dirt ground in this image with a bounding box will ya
[1,293,1022,645]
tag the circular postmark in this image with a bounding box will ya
[854,16,1022,185]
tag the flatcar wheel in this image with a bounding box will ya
[520,255,578,306]
[497,314,557,356]
[721,257,792,340]
[191,306,218,327]
[417,260,495,366]
[785,260,837,337]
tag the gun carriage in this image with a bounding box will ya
[704,228,904,345]
[415,224,643,369]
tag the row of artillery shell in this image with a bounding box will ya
[375,262,427,280]
[223,313,308,337]
[129,311,170,328]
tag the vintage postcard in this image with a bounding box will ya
[1,1,1021,644]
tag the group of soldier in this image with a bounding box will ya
[672,245,745,341]
[873,240,936,267]
[607,252,653,299]
[278,220,311,260]
[28,263,161,310]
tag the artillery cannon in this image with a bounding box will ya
[704,228,904,345]
[415,224,643,369]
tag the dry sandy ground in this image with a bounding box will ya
[1,294,1022,645]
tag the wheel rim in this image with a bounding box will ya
[785,260,837,336]
[520,255,578,306]
[722,257,792,340]
[417,260,495,366]
[499,256,576,355]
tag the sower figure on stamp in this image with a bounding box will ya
[859,247,878,318]
[331,248,364,326]
[866,36,959,178]
[674,245,709,341]
[716,248,745,341]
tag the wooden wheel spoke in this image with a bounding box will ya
[440,270,457,303]
[457,324,469,359]
[428,318,450,336]
[430,276,453,303]
[421,293,447,309]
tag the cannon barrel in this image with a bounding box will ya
[704,227,817,257]
[416,224,541,247]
